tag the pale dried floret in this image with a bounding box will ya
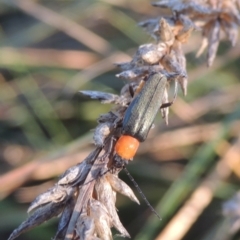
[172,40,186,69]
[28,185,72,213]
[153,0,240,66]
[106,173,140,204]
[115,43,164,70]
[53,198,75,240]
[93,122,113,147]
[133,43,167,66]
[89,199,113,240]
[75,210,99,240]
[117,16,189,96]
[95,175,130,238]
[116,67,149,80]
[58,161,91,186]
[205,19,221,66]
[8,202,65,240]
[158,18,176,45]
[176,14,197,42]
[116,19,175,71]
[116,65,172,81]
[221,20,239,46]
[80,90,127,105]
[161,41,187,94]
[220,0,240,24]
[139,18,161,40]
[79,90,119,103]
[161,54,187,95]
[152,0,216,16]
[140,15,196,43]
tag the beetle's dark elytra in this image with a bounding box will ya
[122,73,167,142]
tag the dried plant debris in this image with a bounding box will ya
[8,202,66,240]
[80,91,129,106]
[8,147,137,240]
[54,198,75,240]
[9,72,170,239]
[153,0,240,66]
[9,1,240,240]
[116,17,191,96]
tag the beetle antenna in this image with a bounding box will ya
[122,165,162,220]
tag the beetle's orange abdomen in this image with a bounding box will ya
[115,135,140,160]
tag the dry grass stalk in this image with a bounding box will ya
[8,0,240,239]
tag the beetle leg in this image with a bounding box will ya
[128,84,135,98]
[134,79,145,96]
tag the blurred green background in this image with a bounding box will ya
[0,0,240,240]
